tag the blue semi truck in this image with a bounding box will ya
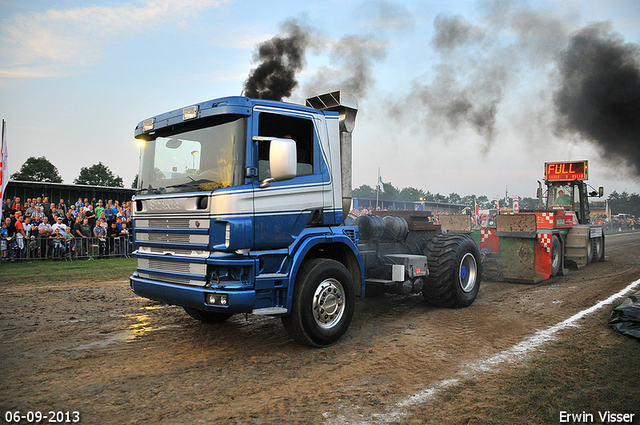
[129,91,482,347]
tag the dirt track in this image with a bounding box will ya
[1,232,639,424]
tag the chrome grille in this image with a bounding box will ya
[146,247,194,256]
[147,218,191,228]
[148,259,191,273]
[147,273,192,286]
[148,233,191,243]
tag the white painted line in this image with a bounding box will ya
[466,277,640,374]
[331,277,640,425]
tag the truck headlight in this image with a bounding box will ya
[143,118,154,132]
[206,293,228,306]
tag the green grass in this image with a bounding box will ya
[478,309,639,424]
[509,317,640,423]
[0,257,137,287]
[405,308,640,424]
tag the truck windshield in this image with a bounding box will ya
[137,116,247,194]
[548,184,574,208]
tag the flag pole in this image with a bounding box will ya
[505,185,508,208]
[0,120,7,222]
[376,167,380,210]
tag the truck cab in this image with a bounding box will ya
[131,94,364,346]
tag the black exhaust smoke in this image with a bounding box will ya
[243,19,312,101]
[395,3,639,178]
[302,34,387,98]
[244,4,400,102]
[396,13,512,153]
[554,23,640,175]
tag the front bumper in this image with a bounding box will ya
[130,274,256,314]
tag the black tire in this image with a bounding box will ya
[282,258,355,347]
[592,236,604,262]
[183,307,234,323]
[550,235,561,277]
[422,234,482,308]
[586,235,594,264]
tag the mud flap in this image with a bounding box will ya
[565,225,590,268]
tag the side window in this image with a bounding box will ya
[573,185,582,211]
[257,113,315,181]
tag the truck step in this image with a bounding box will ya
[365,278,395,285]
[252,307,288,316]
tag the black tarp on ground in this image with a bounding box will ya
[609,291,640,339]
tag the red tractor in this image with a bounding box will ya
[478,160,605,283]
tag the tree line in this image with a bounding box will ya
[10,158,639,216]
[10,156,129,188]
[353,182,640,216]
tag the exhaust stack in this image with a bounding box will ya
[306,91,358,221]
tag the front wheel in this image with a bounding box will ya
[282,259,355,347]
[422,234,482,308]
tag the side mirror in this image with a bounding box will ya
[589,187,605,198]
[257,137,297,188]
[270,138,297,180]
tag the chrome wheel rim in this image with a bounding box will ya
[313,278,345,329]
[459,253,478,293]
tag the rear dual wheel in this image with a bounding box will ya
[422,234,482,308]
[591,236,604,262]
[586,235,594,263]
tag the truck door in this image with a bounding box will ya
[252,108,331,250]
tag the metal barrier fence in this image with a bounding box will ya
[2,236,132,262]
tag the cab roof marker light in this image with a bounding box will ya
[143,118,155,132]
[183,105,198,120]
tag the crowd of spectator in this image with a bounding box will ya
[592,214,638,231]
[1,196,133,261]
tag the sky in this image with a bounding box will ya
[1,0,639,202]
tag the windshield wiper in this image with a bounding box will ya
[166,179,230,191]
[166,178,210,189]
[138,186,166,194]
